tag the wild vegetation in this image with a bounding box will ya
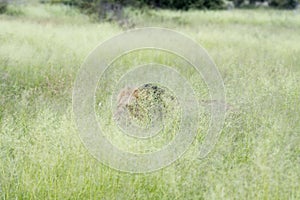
[0,3,300,199]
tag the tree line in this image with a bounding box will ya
[0,0,299,16]
[61,0,299,10]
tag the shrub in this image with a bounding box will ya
[135,0,225,10]
[232,0,298,8]
[52,0,225,10]
[269,0,298,9]
[0,0,8,14]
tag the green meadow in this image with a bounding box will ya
[0,4,299,199]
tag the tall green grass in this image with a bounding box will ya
[0,4,299,199]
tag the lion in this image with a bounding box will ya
[114,84,176,126]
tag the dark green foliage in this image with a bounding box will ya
[269,0,298,9]
[233,0,245,7]
[44,0,300,10]
[0,0,8,14]
[132,0,225,9]
[231,0,298,9]
[45,0,299,11]
[50,0,225,10]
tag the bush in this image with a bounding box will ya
[135,0,225,10]
[231,0,298,9]
[269,0,298,9]
[0,0,8,14]
[53,0,225,10]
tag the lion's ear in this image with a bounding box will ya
[132,88,139,98]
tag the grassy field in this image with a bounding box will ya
[1,4,300,199]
